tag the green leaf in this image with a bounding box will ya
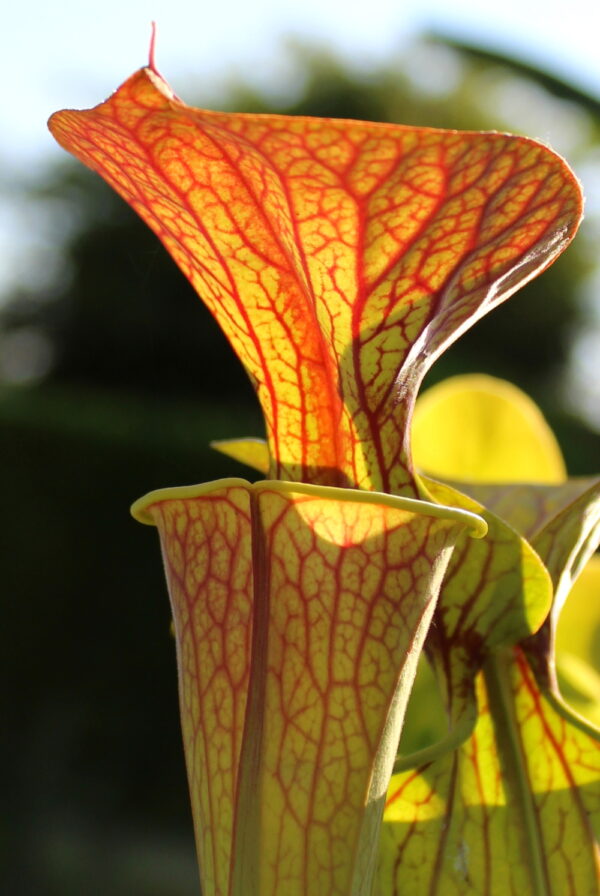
[412,374,566,484]
[380,376,600,893]
[379,648,600,896]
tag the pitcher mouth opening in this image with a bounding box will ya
[131,476,488,539]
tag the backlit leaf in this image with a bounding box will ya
[412,374,566,484]
[49,69,582,494]
[132,478,484,896]
[460,477,600,692]
[381,378,600,893]
[210,437,270,474]
[393,476,552,772]
[379,648,600,896]
[556,556,600,725]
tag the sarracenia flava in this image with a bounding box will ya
[378,375,600,895]
[49,42,598,896]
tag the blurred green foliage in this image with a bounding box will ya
[2,37,599,893]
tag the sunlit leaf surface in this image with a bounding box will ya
[49,69,582,495]
[396,477,552,765]
[412,374,566,484]
[380,649,600,896]
[461,478,600,688]
[132,478,483,896]
[556,557,600,726]
[49,66,587,894]
[380,377,600,894]
[558,556,600,668]
[210,438,270,474]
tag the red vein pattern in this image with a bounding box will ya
[49,68,582,495]
[136,480,480,895]
[379,649,600,895]
[462,479,600,545]
[415,477,552,730]
[381,666,530,895]
[149,484,252,895]
[379,476,600,895]
[456,477,600,687]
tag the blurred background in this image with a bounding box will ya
[3,1,600,892]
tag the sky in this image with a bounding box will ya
[3,0,600,173]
